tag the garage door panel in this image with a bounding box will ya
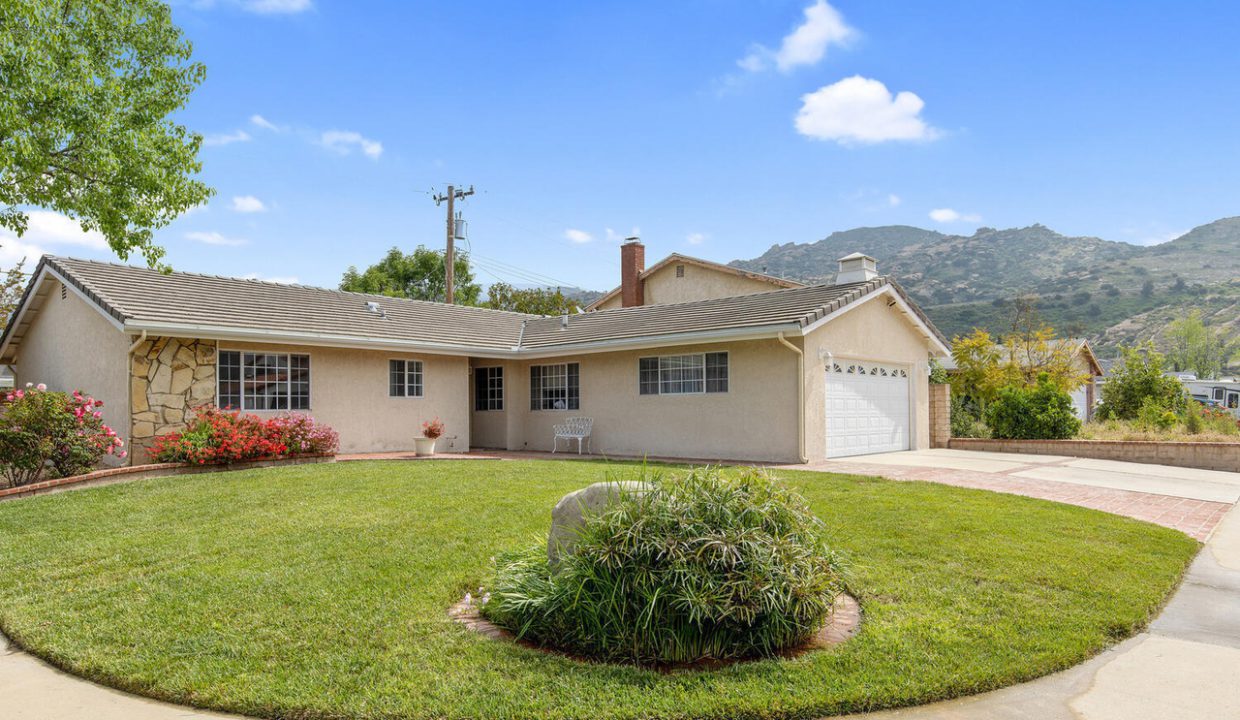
[826,361,911,458]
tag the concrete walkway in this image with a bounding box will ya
[4,449,1240,719]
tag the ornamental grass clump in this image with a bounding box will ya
[482,467,846,666]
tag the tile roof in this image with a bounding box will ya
[1,256,946,358]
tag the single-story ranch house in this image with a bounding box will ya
[0,248,949,464]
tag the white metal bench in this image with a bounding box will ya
[552,417,593,455]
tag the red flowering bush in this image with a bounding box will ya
[150,406,338,465]
[0,384,125,488]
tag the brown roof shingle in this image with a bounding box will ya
[1,257,946,358]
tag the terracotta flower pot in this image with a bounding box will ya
[415,437,437,456]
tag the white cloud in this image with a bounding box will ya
[230,195,267,213]
[0,211,109,266]
[186,231,248,247]
[888,194,902,207]
[563,228,593,244]
[929,208,982,224]
[239,0,311,14]
[250,114,281,131]
[795,76,938,145]
[319,130,383,159]
[203,129,252,147]
[242,272,300,284]
[686,232,707,245]
[740,1,855,74]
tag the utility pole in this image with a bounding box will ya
[432,184,474,304]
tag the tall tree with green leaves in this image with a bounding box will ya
[1,258,26,330]
[1165,310,1238,379]
[340,246,481,305]
[1,0,213,267]
[484,282,579,315]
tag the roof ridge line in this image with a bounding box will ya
[48,256,542,320]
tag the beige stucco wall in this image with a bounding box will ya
[491,339,801,463]
[801,296,935,462]
[214,342,471,455]
[594,263,788,310]
[11,279,132,463]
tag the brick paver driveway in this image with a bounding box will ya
[779,448,1239,540]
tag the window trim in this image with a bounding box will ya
[216,348,312,411]
[530,362,580,411]
[474,365,504,412]
[389,358,425,399]
[638,352,729,396]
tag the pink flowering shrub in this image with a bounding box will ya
[0,384,125,488]
[266,413,340,457]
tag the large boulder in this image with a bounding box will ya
[547,481,647,568]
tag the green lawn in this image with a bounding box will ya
[0,460,1197,720]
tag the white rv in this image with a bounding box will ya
[1182,376,1240,417]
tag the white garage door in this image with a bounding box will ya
[826,361,911,458]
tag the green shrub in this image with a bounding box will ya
[482,467,845,665]
[1096,343,1188,421]
[1184,406,1205,434]
[1135,398,1178,431]
[985,375,1082,440]
[950,393,991,438]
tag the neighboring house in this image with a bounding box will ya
[1060,338,1104,421]
[586,238,804,311]
[0,253,948,464]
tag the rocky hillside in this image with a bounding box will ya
[732,218,1240,356]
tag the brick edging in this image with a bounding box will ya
[949,438,1239,473]
[0,454,336,501]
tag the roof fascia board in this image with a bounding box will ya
[515,323,804,359]
[122,320,804,360]
[800,284,952,356]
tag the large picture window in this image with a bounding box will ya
[217,350,310,410]
[389,359,424,398]
[474,366,504,411]
[639,352,728,395]
[530,363,579,411]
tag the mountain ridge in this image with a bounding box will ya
[730,218,1240,354]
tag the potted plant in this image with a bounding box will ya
[416,417,444,456]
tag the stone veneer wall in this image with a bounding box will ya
[130,337,217,463]
[928,383,950,449]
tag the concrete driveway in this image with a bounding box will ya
[790,448,1237,540]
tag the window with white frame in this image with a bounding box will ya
[389,359,424,398]
[639,352,728,395]
[217,350,310,410]
[1213,387,1225,401]
[530,363,579,410]
[474,366,503,411]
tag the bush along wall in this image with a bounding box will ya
[985,374,1081,440]
[0,384,126,489]
[150,406,338,465]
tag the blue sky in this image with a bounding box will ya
[5,0,1240,291]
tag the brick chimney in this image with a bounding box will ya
[620,237,645,307]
